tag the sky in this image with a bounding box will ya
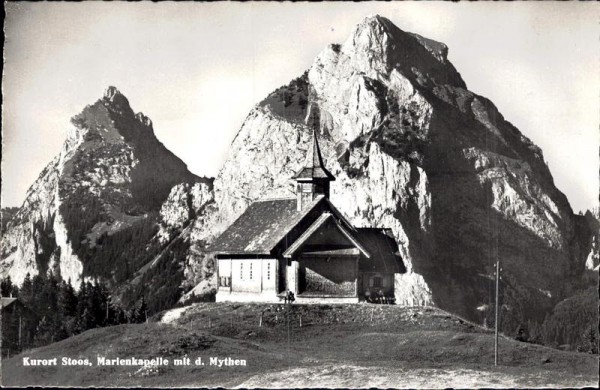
[2,2,598,213]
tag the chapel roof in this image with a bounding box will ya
[357,228,406,274]
[209,197,405,275]
[209,196,326,255]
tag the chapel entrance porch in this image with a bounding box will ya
[284,252,361,304]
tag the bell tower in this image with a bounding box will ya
[293,129,335,211]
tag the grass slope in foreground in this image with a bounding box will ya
[2,303,598,388]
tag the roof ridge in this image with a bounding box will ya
[254,197,296,202]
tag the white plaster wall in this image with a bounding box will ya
[261,259,277,292]
[231,258,265,293]
[218,259,232,278]
[286,261,299,294]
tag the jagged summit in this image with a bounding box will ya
[70,86,161,147]
[101,85,133,115]
[86,85,152,129]
[338,14,465,89]
[103,85,125,101]
[1,85,204,288]
[356,14,394,35]
[359,15,451,64]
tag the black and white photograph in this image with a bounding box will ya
[1,2,598,388]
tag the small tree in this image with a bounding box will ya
[136,296,148,323]
[578,325,599,354]
[20,273,34,305]
[58,280,77,318]
[33,316,53,347]
[1,276,13,296]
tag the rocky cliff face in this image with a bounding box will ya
[183,15,596,329]
[1,87,207,290]
[583,209,600,271]
[156,182,214,244]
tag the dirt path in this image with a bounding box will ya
[235,363,597,388]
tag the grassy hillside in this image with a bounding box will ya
[2,303,598,388]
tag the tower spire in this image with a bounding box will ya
[293,129,335,211]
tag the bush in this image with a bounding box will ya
[577,324,599,354]
[541,287,598,352]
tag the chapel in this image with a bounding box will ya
[210,130,405,303]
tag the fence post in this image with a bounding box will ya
[371,307,374,323]
[299,315,302,328]
[259,313,263,327]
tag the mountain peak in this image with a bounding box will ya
[362,14,387,24]
[103,85,123,100]
[100,87,151,128]
[333,15,465,88]
[102,85,131,112]
[351,14,394,42]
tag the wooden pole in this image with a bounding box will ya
[299,314,302,328]
[494,260,500,366]
[19,315,22,348]
[259,313,262,327]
